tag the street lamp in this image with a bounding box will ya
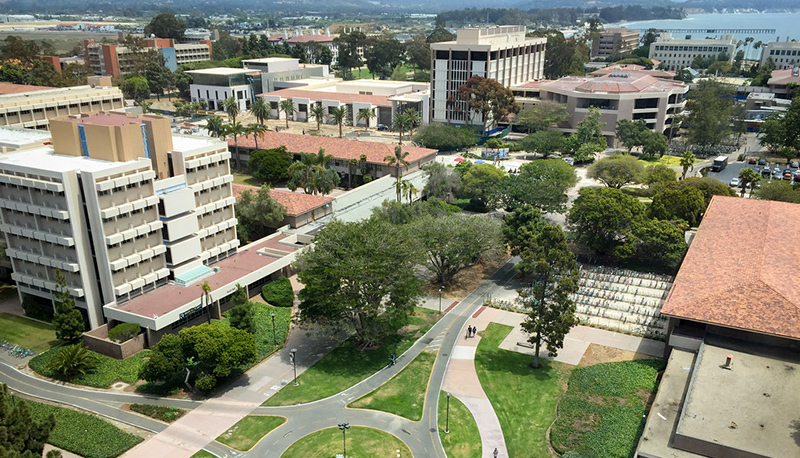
[270,313,277,347]
[445,392,451,433]
[438,286,443,313]
[290,348,298,386]
[338,422,350,458]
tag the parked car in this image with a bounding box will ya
[784,170,794,180]
[758,157,768,166]
[748,157,758,164]
[729,177,741,187]
[377,124,389,131]
[761,167,772,177]
[794,172,800,182]
[792,161,800,168]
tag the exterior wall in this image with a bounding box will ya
[85,41,211,76]
[82,323,146,359]
[592,28,640,58]
[0,86,124,130]
[190,83,251,112]
[649,33,736,71]
[760,41,800,69]
[430,26,546,125]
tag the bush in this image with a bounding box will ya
[108,323,141,343]
[129,404,185,422]
[48,344,97,380]
[30,344,150,388]
[261,277,294,307]
[195,373,217,391]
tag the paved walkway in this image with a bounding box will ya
[442,306,507,458]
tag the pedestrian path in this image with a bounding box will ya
[442,306,507,458]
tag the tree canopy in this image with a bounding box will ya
[144,13,186,40]
[515,101,569,133]
[247,147,292,183]
[0,383,55,458]
[234,185,287,243]
[422,162,461,203]
[52,269,84,342]
[565,108,607,162]
[456,75,519,132]
[587,154,644,189]
[685,80,736,153]
[496,159,578,213]
[568,187,646,255]
[412,123,479,151]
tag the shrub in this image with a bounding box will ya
[195,373,217,391]
[129,404,185,422]
[261,277,294,307]
[108,322,141,343]
[48,344,97,380]
[31,345,150,388]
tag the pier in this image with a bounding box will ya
[658,28,776,34]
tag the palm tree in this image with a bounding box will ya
[392,111,413,145]
[224,96,240,126]
[288,148,334,194]
[226,122,245,170]
[246,123,268,150]
[47,344,97,380]
[384,145,410,202]
[680,151,696,179]
[201,281,212,324]
[401,179,419,203]
[404,107,422,136]
[329,106,348,138]
[738,168,759,198]
[279,99,295,130]
[357,108,376,131]
[206,115,224,138]
[347,158,358,189]
[309,104,326,131]
[251,97,270,126]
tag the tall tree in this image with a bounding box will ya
[278,99,294,129]
[456,75,518,133]
[392,111,413,145]
[518,225,580,368]
[120,75,150,104]
[640,131,669,160]
[365,35,405,80]
[224,96,240,125]
[235,185,287,242]
[287,148,339,195]
[329,106,348,138]
[228,285,255,334]
[515,101,569,133]
[357,108,376,130]
[384,146,410,202]
[225,122,244,170]
[309,104,326,131]
[520,130,566,157]
[247,146,291,183]
[422,162,461,203]
[614,219,688,271]
[144,13,186,40]
[144,59,173,101]
[496,159,578,213]
[587,154,644,189]
[334,31,367,80]
[52,269,84,341]
[738,167,760,198]
[685,80,736,154]
[245,123,268,150]
[650,186,705,226]
[614,119,649,154]
[205,115,225,138]
[568,187,646,255]
[502,204,545,256]
[566,107,607,162]
[296,218,423,349]
[251,97,270,126]
[0,383,55,458]
[679,151,696,179]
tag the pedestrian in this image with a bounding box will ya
[472,325,478,337]
[466,325,472,339]
[493,447,499,458]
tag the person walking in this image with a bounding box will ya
[493,447,499,458]
[466,325,472,339]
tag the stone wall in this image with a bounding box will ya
[83,323,146,359]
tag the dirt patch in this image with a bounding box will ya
[577,343,656,367]
[423,252,511,301]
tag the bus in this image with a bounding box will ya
[711,156,728,172]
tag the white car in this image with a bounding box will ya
[729,177,741,187]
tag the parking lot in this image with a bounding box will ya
[706,159,800,188]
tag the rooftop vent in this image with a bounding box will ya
[608,73,630,78]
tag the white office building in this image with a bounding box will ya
[760,41,800,69]
[649,33,736,71]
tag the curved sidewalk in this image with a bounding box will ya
[442,306,507,458]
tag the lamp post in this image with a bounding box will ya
[445,392,451,433]
[290,348,298,386]
[338,422,350,458]
[270,313,277,347]
[438,286,443,313]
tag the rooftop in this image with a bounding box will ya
[262,88,391,106]
[229,131,437,165]
[661,196,800,340]
[542,72,687,94]
[64,112,143,127]
[0,126,51,150]
[185,67,257,76]
[232,184,334,217]
[591,64,675,79]
[0,85,120,106]
[0,82,55,94]
[113,233,299,319]
[0,145,144,173]
[767,68,800,86]
[287,34,333,43]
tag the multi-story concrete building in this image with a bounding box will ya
[760,40,800,69]
[0,112,239,336]
[649,33,736,71]
[0,79,124,130]
[285,34,338,65]
[592,27,640,59]
[430,25,547,126]
[84,38,213,77]
[512,71,688,145]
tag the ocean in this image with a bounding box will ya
[618,12,800,60]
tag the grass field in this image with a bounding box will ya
[29,344,151,388]
[638,155,682,167]
[190,451,217,458]
[475,323,572,458]
[263,307,438,406]
[0,312,61,353]
[438,391,482,458]
[550,359,666,458]
[349,350,436,421]
[216,415,286,451]
[27,401,142,458]
[232,172,265,187]
[280,426,412,458]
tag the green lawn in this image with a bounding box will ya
[216,415,286,451]
[550,359,666,458]
[280,426,412,458]
[29,344,151,388]
[232,172,264,187]
[191,451,217,458]
[27,401,142,458]
[216,302,292,360]
[475,323,572,458]
[129,404,185,423]
[0,312,61,353]
[263,307,438,406]
[349,350,436,420]
[638,155,682,167]
[438,391,482,458]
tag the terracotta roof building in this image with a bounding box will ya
[767,67,800,99]
[232,184,334,228]
[228,131,437,179]
[662,195,800,342]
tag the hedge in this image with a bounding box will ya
[129,404,185,422]
[261,277,294,307]
[108,323,141,343]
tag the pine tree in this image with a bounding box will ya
[0,383,55,457]
[228,284,255,334]
[51,269,84,341]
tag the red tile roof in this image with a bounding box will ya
[543,72,687,94]
[661,196,800,340]
[591,64,675,79]
[263,88,391,107]
[0,82,55,95]
[287,34,334,43]
[232,184,334,216]
[228,131,437,165]
[768,69,800,86]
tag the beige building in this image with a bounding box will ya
[0,80,124,130]
[0,112,238,335]
[84,38,212,77]
[760,40,800,69]
[430,26,547,125]
[649,33,736,71]
[592,27,640,59]
[512,71,688,145]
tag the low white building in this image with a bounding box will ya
[760,41,800,69]
[649,33,737,71]
[187,67,261,112]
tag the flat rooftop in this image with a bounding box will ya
[0,146,142,173]
[0,126,51,148]
[185,67,256,76]
[675,340,800,458]
[542,72,687,94]
[171,134,225,153]
[114,233,299,319]
[0,82,55,95]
